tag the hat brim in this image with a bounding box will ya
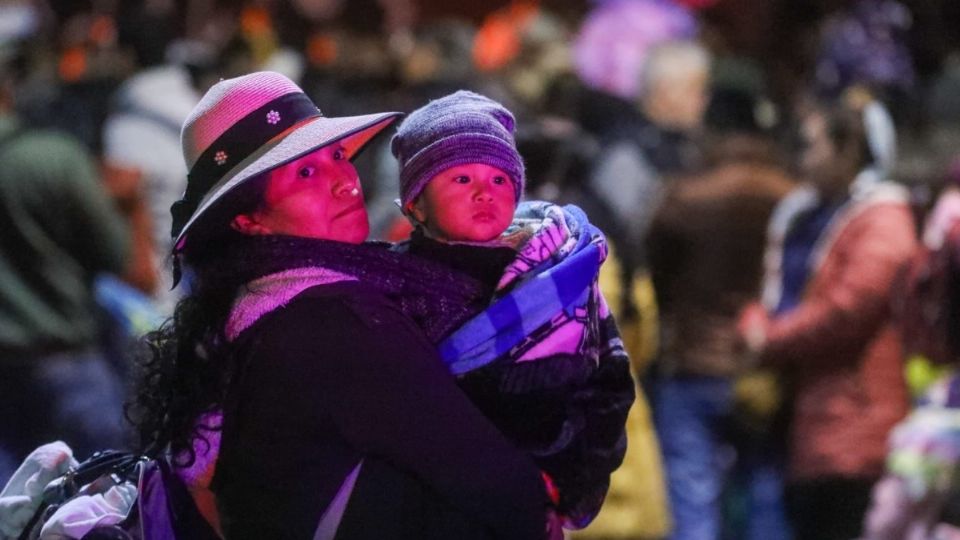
[175,111,401,247]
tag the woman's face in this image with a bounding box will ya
[409,163,516,243]
[232,143,369,244]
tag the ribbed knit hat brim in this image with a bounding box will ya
[398,132,524,207]
[391,90,524,206]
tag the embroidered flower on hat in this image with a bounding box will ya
[214,150,228,166]
[266,110,281,124]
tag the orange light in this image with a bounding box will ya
[241,6,272,36]
[308,33,338,67]
[472,1,540,72]
[89,15,116,46]
[59,47,88,82]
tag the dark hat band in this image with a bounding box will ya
[170,92,322,238]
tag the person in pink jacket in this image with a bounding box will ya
[738,89,917,540]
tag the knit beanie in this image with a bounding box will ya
[391,90,525,207]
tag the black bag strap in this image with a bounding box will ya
[17,450,143,540]
[41,450,141,504]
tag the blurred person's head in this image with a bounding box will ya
[165,38,218,90]
[701,83,782,166]
[116,0,178,69]
[638,40,710,132]
[797,88,891,200]
[399,20,476,87]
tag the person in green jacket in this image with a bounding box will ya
[0,51,131,485]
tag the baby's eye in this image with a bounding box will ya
[332,148,347,160]
[493,176,508,185]
[298,166,316,178]
[454,175,471,184]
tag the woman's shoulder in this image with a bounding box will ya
[236,281,445,392]
[280,281,409,330]
[281,282,435,350]
[234,280,429,370]
[226,274,386,340]
[228,278,392,339]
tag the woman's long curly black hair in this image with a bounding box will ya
[127,180,265,466]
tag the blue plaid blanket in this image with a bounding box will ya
[438,201,609,375]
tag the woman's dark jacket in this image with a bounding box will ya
[211,281,548,539]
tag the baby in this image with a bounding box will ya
[390,90,635,529]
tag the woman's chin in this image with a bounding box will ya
[341,226,370,244]
[334,214,370,243]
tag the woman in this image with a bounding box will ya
[738,90,916,540]
[130,71,550,539]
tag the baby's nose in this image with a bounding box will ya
[473,184,493,201]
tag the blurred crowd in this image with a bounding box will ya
[2,0,960,538]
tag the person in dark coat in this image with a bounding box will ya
[645,86,794,540]
[0,42,130,485]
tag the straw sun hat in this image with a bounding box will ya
[170,71,401,249]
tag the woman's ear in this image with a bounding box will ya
[231,213,271,235]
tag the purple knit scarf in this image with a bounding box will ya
[213,234,486,343]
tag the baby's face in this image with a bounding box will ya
[411,163,516,242]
